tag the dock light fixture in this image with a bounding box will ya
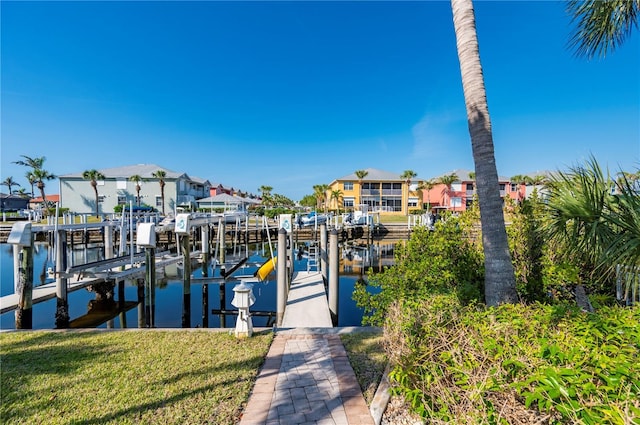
[231,282,256,338]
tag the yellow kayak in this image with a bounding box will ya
[256,257,276,281]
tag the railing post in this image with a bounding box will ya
[329,229,339,326]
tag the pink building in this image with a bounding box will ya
[422,169,526,212]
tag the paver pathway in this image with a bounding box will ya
[239,333,374,425]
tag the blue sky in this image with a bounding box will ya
[1,1,638,202]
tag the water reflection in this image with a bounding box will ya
[0,239,394,330]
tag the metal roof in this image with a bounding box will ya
[60,164,210,184]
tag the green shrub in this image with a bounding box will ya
[385,296,640,424]
[353,214,484,326]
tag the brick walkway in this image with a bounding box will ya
[239,334,374,425]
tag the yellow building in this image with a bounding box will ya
[327,168,421,215]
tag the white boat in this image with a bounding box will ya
[298,212,329,227]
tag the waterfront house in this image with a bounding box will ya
[327,168,422,215]
[0,193,30,212]
[59,164,211,216]
[422,169,528,212]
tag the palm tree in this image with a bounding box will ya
[312,184,329,212]
[437,173,458,209]
[567,0,640,59]
[82,169,106,218]
[354,169,368,211]
[259,185,273,207]
[13,155,55,212]
[31,168,56,212]
[400,170,417,215]
[13,155,45,170]
[25,171,36,198]
[451,0,518,305]
[330,189,344,213]
[1,177,20,195]
[417,179,436,211]
[152,170,167,215]
[129,175,144,206]
[510,174,530,203]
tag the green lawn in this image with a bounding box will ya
[1,330,273,425]
[1,329,387,424]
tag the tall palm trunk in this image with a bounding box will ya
[92,181,100,218]
[451,0,517,305]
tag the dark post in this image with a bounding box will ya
[181,233,192,328]
[320,223,328,284]
[55,229,69,328]
[15,244,34,329]
[145,247,156,327]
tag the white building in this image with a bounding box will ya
[59,164,211,216]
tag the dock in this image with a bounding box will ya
[0,252,189,315]
[281,271,332,328]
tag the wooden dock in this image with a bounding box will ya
[0,252,188,315]
[281,271,332,328]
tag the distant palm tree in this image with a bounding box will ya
[354,170,368,211]
[437,173,458,209]
[13,155,55,211]
[567,0,640,59]
[1,177,20,195]
[82,169,106,218]
[14,188,29,198]
[510,174,530,203]
[313,184,330,212]
[417,179,436,210]
[400,170,417,214]
[330,189,344,213]
[451,0,517,305]
[13,155,45,170]
[152,170,167,215]
[129,175,144,206]
[259,185,273,207]
[25,171,36,198]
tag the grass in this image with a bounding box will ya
[1,329,390,424]
[340,331,387,404]
[1,330,273,425]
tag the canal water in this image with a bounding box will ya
[0,240,396,330]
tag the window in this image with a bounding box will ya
[451,183,462,192]
[343,197,354,208]
[97,180,105,186]
[499,184,506,191]
[466,183,474,191]
[116,179,127,189]
[98,195,105,203]
[408,197,419,207]
[155,196,162,208]
[117,196,127,205]
[392,183,402,190]
[343,182,353,191]
[451,197,462,208]
[511,183,518,192]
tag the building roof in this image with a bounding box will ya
[59,164,210,185]
[432,169,512,183]
[197,193,260,205]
